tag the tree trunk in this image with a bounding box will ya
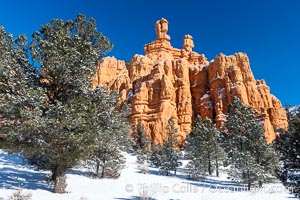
[208,152,212,175]
[215,157,219,177]
[247,182,251,191]
[247,169,251,190]
[52,164,67,193]
[101,159,106,178]
[96,161,100,174]
[258,180,262,188]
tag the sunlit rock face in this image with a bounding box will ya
[93,18,287,144]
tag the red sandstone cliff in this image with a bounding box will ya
[93,18,288,144]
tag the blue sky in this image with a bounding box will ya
[0,0,299,106]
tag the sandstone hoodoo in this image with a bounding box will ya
[93,18,288,144]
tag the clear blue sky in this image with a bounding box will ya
[0,0,299,106]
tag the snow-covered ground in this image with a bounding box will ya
[0,150,296,200]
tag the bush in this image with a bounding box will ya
[138,163,149,174]
[7,189,32,200]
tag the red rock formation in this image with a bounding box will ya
[93,57,131,102]
[93,18,288,144]
[199,53,288,142]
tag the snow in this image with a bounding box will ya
[127,89,134,97]
[0,150,295,200]
[191,83,198,88]
[289,105,300,114]
[216,114,226,121]
[201,93,210,99]
[227,66,237,72]
[231,82,241,89]
[258,120,265,125]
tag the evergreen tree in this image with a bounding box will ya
[274,107,300,197]
[224,97,279,190]
[91,127,127,178]
[86,87,131,178]
[133,120,151,151]
[285,104,292,121]
[133,120,151,168]
[148,118,182,176]
[285,107,300,170]
[0,26,41,127]
[0,14,113,193]
[148,144,163,168]
[185,116,225,179]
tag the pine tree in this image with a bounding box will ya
[132,120,151,168]
[133,120,151,151]
[0,27,42,129]
[148,144,163,168]
[148,118,182,176]
[274,107,300,197]
[285,107,300,170]
[0,14,113,193]
[224,97,279,190]
[185,116,225,179]
[91,128,127,178]
[86,87,131,178]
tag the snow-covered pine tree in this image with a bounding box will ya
[0,27,45,150]
[133,119,151,151]
[91,128,127,178]
[274,107,300,197]
[224,97,279,190]
[154,118,182,176]
[0,14,113,193]
[148,144,163,168]
[85,87,131,178]
[132,120,151,173]
[88,88,131,178]
[185,116,225,179]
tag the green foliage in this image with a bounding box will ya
[185,116,225,178]
[0,26,43,124]
[30,13,112,102]
[85,87,131,178]
[133,120,151,169]
[147,144,163,168]
[0,14,121,193]
[283,107,300,169]
[274,107,300,197]
[148,118,182,176]
[224,97,279,189]
[133,120,151,151]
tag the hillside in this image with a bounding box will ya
[0,150,294,200]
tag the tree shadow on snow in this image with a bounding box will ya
[0,152,51,191]
[145,169,161,176]
[183,177,248,192]
[145,168,189,180]
[114,196,157,200]
[0,152,28,168]
[202,177,242,186]
[67,168,97,178]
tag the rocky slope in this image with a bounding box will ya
[93,18,288,144]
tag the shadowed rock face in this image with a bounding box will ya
[93,18,287,144]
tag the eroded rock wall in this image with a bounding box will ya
[93,18,287,144]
